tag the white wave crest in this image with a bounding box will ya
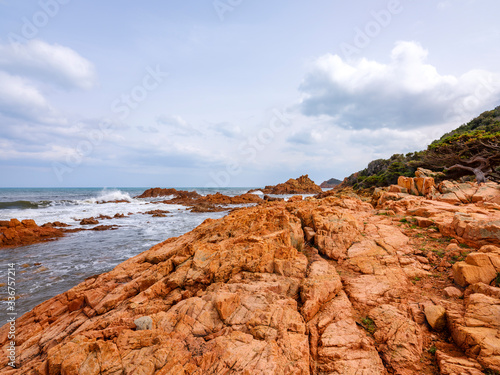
[249,190,264,195]
[80,189,135,204]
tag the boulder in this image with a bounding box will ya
[452,253,499,287]
[424,304,447,331]
[389,185,407,194]
[442,211,500,246]
[303,226,315,242]
[134,316,153,330]
[42,221,70,228]
[397,176,436,196]
[444,286,463,298]
[473,182,500,204]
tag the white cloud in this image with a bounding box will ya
[299,41,500,129]
[0,40,97,124]
[0,39,97,90]
[156,114,189,128]
[0,71,62,123]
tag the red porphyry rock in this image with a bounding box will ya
[80,217,99,225]
[3,191,500,374]
[250,175,322,195]
[0,219,63,249]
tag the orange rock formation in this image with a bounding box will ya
[2,182,500,374]
[0,219,63,249]
[250,175,323,195]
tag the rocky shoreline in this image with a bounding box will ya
[0,178,325,250]
[0,220,63,249]
[1,176,500,374]
[0,190,266,249]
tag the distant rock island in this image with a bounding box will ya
[320,178,342,188]
[249,174,322,194]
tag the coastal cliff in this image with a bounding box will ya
[2,179,500,374]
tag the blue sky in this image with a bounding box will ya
[0,0,499,187]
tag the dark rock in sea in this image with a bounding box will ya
[97,214,113,220]
[42,221,70,228]
[80,217,99,225]
[189,203,228,213]
[263,195,284,202]
[136,188,200,199]
[144,209,171,217]
[91,225,119,231]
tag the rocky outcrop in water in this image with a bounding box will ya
[2,184,500,374]
[136,188,262,212]
[0,219,63,249]
[249,175,323,195]
[136,188,200,200]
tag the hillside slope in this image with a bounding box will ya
[319,178,342,188]
[341,105,500,190]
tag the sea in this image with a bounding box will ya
[0,187,275,316]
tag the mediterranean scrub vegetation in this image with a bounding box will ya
[343,105,500,189]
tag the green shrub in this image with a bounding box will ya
[361,317,376,334]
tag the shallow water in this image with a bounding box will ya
[0,187,249,315]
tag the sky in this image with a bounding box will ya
[0,0,500,188]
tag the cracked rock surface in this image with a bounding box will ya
[2,189,500,374]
